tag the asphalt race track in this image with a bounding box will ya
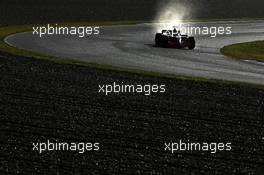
[5,20,264,84]
[2,19,264,174]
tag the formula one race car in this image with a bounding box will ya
[155,29,195,49]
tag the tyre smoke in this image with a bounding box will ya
[154,0,194,32]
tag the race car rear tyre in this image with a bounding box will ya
[155,33,168,47]
[155,33,162,47]
[187,37,195,50]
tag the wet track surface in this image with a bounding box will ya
[5,20,264,84]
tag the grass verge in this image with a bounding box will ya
[221,41,264,61]
[1,19,264,89]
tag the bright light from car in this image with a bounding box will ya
[154,1,191,32]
